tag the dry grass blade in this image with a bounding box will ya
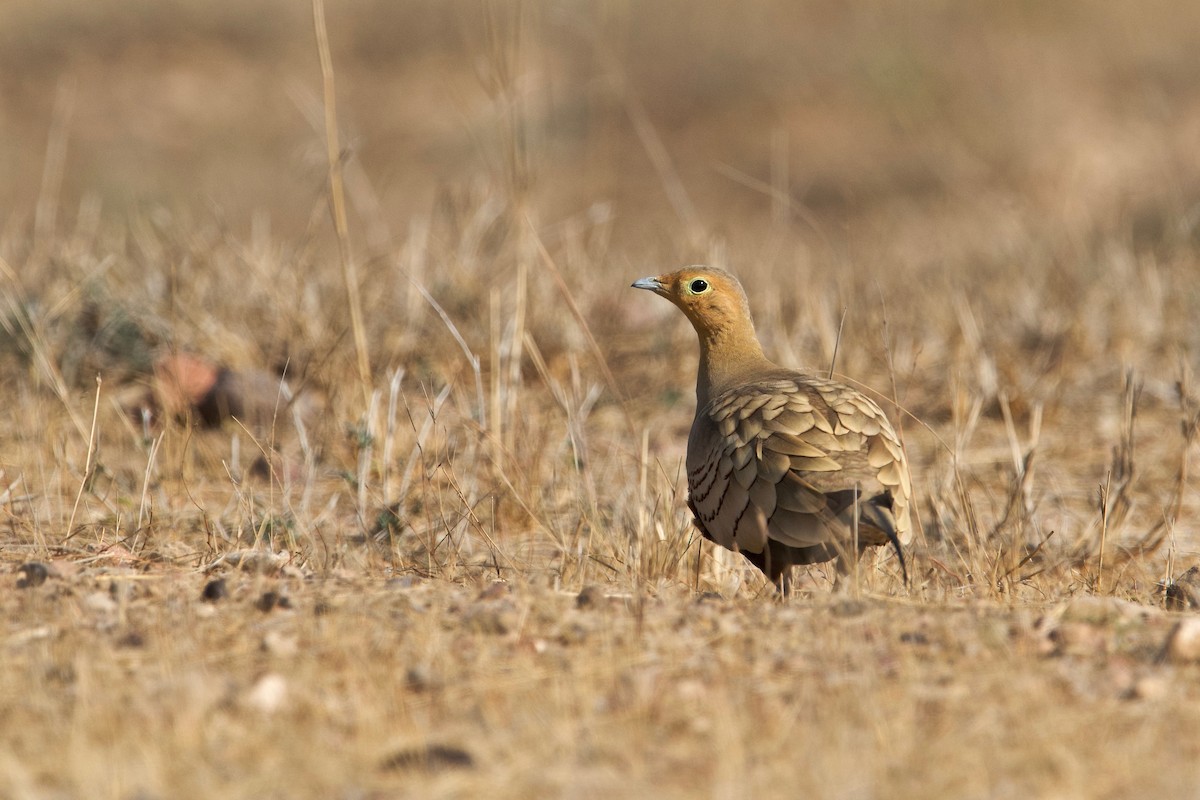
[529,221,637,439]
[1070,370,1149,571]
[312,0,371,396]
[64,376,102,540]
[33,76,75,258]
[409,278,487,429]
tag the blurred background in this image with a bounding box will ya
[4,0,1200,262]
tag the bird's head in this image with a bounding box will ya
[631,266,755,341]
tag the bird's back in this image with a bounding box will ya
[686,368,912,569]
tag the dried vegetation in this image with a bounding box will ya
[4,1,1200,797]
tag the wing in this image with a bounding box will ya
[686,375,913,557]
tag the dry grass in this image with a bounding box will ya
[4,1,1200,797]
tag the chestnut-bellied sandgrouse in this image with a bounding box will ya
[632,267,912,591]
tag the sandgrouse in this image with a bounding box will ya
[632,267,912,591]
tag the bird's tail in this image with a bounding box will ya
[857,498,908,586]
[829,488,909,586]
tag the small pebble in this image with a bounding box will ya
[406,666,432,692]
[1128,674,1170,701]
[379,744,474,772]
[201,578,227,603]
[245,673,288,713]
[576,585,604,609]
[1166,617,1200,662]
[117,631,146,649]
[16,562,50,589]
[1160,565,1200,610]
[256,591,291,612]
[1041,621,1109,658]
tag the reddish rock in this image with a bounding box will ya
[154,353,221,422]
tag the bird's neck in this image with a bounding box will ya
[696,323,772,409]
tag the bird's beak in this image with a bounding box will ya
[631,276,666,295]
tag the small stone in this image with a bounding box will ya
[201,578,227,603]
[576,585,604,609]
[245,673,288,713]
[153,353,220,422]
[117,631,146,649]
[379,744,474,772]
[1166,617,1200,662]
[519,637,548,654]
[256,591,291,613]
[405,666,433,692]
[1128,673,1170,701]
[1159,565,1200,610]
[16,562,49,589]
[1162,582,1200,610]
[1041,621,1110,657]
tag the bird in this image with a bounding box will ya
[632,266,913,593]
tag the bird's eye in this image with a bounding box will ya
[688,278,710,294]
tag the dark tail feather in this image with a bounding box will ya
[882,520,908,586]
[856,498,909,587]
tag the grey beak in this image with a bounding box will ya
[631,276,664,293]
